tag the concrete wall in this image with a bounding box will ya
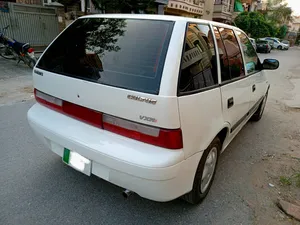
[202,0,214,20]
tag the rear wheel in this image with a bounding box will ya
[24,54,36,69]
[182,137,221,204]
[277,46,282,50]
[0,45,15,60]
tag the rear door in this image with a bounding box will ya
[213,26,252,133]
[236,30,267,111]
[177,23,223,157]
[34,17,180,129]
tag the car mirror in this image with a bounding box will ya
[262,59,279,70]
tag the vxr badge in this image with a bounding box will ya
[140,115,157,123]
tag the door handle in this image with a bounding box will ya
[227,97,234,109]
[252,84,256,92]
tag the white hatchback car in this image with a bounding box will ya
[28,14,279,204]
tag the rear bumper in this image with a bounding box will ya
[256,47,268,52]
[27,103,202,202]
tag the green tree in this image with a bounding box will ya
[234,11,271,38]
[276,25,288,39]
[265,0,293,25]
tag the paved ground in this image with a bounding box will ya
[1,49,300,225]
[0,57,33,106]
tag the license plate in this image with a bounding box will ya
[62,148,91,176]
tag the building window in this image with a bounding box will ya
[175,4,177,8]
[171,3,173,7]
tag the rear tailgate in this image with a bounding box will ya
[33,71,180,129]
[33,17,182,147]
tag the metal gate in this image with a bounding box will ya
[0,2,59,47]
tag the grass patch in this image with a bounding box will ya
[280,176,292,186]
[294,173,300,188]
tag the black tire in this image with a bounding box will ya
[277,46,282,50]
[24,55,36,69]
[182,137,221,204]
[251,92,268,121]
[0,46,16,60]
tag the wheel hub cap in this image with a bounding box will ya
[201,147,217,193]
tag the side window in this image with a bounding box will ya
[179,23,218,93]
[236,31,260,74]
[213,27,245,82]
[213,27,230,82]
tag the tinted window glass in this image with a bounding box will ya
[213,27,230,82]
[236,31,260,74]
[37,18,174,95]
[216,27,245,81]
[179,23,218,93]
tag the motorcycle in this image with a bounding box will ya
[0,25,37,68]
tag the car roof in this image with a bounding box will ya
[80,14,243,32]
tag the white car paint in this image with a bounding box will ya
[262,37,289,50]
[28,14,271,202]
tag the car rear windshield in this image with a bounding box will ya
[37,18,174,94]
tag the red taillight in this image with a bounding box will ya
[62,101,103,128]
[28,48,34,53]
[103,114,183,149]
[34,89,62,111]
[34,89,183,149]
[34,89,102,128]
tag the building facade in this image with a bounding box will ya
[289,16,300,32]
[212,0,263,24]
[163,0,205,18]
[213,0,234,23]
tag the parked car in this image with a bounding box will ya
[27,15,279,204]
[249,38,256,49]
[281,40,290,48]
[262,37,289,50]
[266,39,275,49]
[256,40,272,53]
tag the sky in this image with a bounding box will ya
[286,0,300,15]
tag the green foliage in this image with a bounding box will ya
[234,12,271,38]
[280,176,292,186]
[265,22,278,37]
[266,0,293,25]
[276,25,288,39]
[234,0,293,39]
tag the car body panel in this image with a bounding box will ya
[28,14,270,202]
